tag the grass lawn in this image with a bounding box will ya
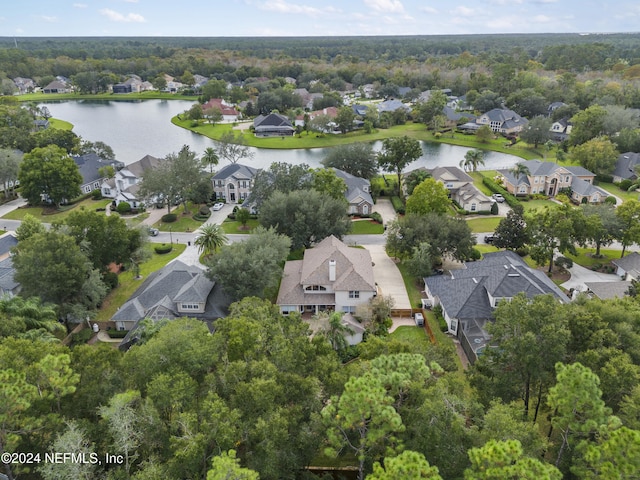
[96,243,186,321]
[2,198,111,222]
[521,199,556,212]
[350,219,384,234]
[221,218,260,234]
[469,171,496,195]
[390,325,432,348]
[465,216,501,233]
[154,205,206,232]
[476,244,501,255]
[49,118,73,130]
[597,182,639,203]
[567,247,622,267]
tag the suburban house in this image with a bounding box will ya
[13,77,36,94]
[101,154,162,208]
[201,98,240,123]
[112,76,153,94]
[112,260,231,333]
[442,106,476,128]
[476,108,528,134]
[212,163,258,204]
[277,235,377,316]
[550,118,573,141]
[0,233,19,297]
[294,107,338,128]
[428,166,493,212]
[547,101,567,116]
[498,160,609,204]
[73,153,124,195]
[377,99,411,114]
[253,113,295,137]
[293,88,323,109]
[612,152,640,183]
[612,252,640,280]
[423,250,568,364]
[42,79,71,94]
[332,168,374,215]
[352,104,369,117]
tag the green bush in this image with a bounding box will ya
[490,202,499,214]
[605,195,617,205]
[102,271,119,290]
[198,205,211,216]
[116,201,131,214]
[391,196,405,214]
[482,177,519,208]
[555,256,574,270]
[161,213,177,223]
[71,328,94,346]
[154,243,173,254]
[369,212,383,224]
[619,179,634,191]
[91,189,102,200]
[433,304,448,332]
[106,329,129,339]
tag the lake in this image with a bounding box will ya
[41,99,521,171]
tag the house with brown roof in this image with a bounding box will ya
[277,235,376,316]
[201,98,240,123]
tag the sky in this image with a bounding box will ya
[1,0,639,37]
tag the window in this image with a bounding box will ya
[305,285,327,291]
[103,188,111,195]
[565,176,570,182]
[228,183,235,190]
[342,306,356,313]
[83,185,91,193]
[349,291,360,298]
[445,182,454,188]
[180,303,200,310]
[534,177,539,184]
[242,181,247,188]
[470,203,477,211]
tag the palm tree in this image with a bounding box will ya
[315,311,354,354]
[509,162,531,182]
[0,296,65,338]
[194,223,228,256]
[459,149,485,172]
[201,147,219,173]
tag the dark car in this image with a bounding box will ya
[147,227,159,237]
[484,234,495,244]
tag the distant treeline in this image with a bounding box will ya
[1,33,640,73]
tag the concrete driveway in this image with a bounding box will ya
[561,263,621,292]
[372,198,396,227]
[363,244,411,309]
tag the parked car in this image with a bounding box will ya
[484,234,495,244]
[491,193,505,203]
[212,202,225,211]
[414,312,424,327]
[147,227,159,237]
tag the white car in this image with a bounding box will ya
[212,202,225,211]
[491,193,505,203]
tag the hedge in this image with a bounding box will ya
[161,213,177,223]
[106,329,129,339]
[481,177,520,208]
[154,243,173,254]
[390,196,405,214]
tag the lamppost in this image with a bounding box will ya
[169,226,173,245]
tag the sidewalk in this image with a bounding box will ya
[0,196,27,217]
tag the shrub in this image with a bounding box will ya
[71,328,94,346]
[198,205,211,216]
[91,189,102,200]
[106,329,129,339]
[116,201,131,214]
[515,246,530,257]
[482,177,520,208]
[468,248,482,261]
[102,271,119,290]
[369,212,383,224]
[619,179,634,191]
[161,213,177,223]
[555,256,574,270]
[605,196,617,205]
[154,243,173,254]
[390,196,405,214]
[490,202,499,214]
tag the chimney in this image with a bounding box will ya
[329,259,336,282]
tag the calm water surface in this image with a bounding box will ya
[42,99,521,171]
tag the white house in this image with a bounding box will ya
[101,154,162,208]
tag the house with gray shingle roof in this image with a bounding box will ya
[377,99,411,114]
[277,235,376,316]
[73,153,124,196]
[112,260,231,333]
[253,113,295,137]
[612,152,640,183]
[612,252,640,281]
[0,233,19,297]
[212,163,258,205]
[476,108,528,134]
[427,166,493,212]
[101,154,162,208]
[498,159,608,203]
[423,250,568,364]
[332,168,373,215]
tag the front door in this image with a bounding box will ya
[230,192,236,202]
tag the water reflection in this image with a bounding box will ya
[42,99,521,171]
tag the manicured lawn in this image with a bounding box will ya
[521,199,556,212]
[465,216,501,233]
[469,171,496,195]
[390,325,431,348]
[154,205,206,232]
[476,244,501,255]
[221,218,260,234]
[597,182,639,203]
[395,261,422,308]
[567,247,622,267]
[2,198,111,221]
[96,243,186,321]
[49,118,73,130]
[350,219,384,234]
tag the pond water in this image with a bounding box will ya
[41,99,521,171]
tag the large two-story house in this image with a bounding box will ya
[73,153,124,196]
[332,168,373,215]
[101,154,162,208]
[427,166,493,212]
[476,108,528,134]
[277,235,377,316]
[211,163,258,205]
[423,250,568,364]
[499,160,609,204]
